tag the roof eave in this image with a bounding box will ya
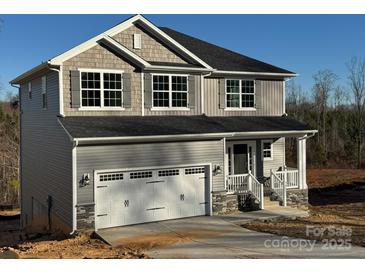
[73,129,318,145]
[10,62,58,85]
[212,70,298,77]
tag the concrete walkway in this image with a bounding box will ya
[97,213,365,259]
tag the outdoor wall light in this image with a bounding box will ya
[80,173,90,187]
[213,165,222,175]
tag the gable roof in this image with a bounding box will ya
[60,115,314,140]
[159,27,294,74]
[11,15,296,84]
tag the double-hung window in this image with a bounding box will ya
[226,79,255,108]
[152,74,188,108]
[262,140,273,160]
[41,76,47,109]
[81,70,123,108]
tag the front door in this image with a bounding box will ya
[227,142,255,175]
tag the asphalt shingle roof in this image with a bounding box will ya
[159,27,294,74]
[59,115,311,139]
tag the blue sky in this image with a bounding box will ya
[0,14,364,99]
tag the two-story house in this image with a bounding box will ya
[11,15,316,233]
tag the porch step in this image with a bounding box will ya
[263,197,281,209]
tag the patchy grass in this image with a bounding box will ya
[242,169,365,247]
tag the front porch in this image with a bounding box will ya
[223,135,310,211]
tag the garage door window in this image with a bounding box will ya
[158,169,179,177]
[185,167,205,175]
[130,171,153,179]
[99,172,123,181]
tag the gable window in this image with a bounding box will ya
[41,76,47,109]
[262,140,273,160]
[28,82,32,100]
[80,70,123,108]
[152,74,188,109]
[226,79,255,109]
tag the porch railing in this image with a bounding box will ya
[226,172,264,209]
[226,173,249,194]
[274,168,299,189]
[270,169,287,206]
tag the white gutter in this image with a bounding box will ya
[75,129,318,145]
[145,66,213,73]
[49,67,65,117]
[214,70,298,77]
[298,131,316,140]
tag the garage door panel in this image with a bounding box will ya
[95,165,210,230]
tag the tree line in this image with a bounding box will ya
[286,57,365,169]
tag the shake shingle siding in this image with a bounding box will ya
[20,71,73,231]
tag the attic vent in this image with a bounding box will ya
[133,33,141,49]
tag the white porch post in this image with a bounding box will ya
[297,136,307,189]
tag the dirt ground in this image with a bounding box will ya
[0,210,148,259]
[0,231,149,259]
[243,169,365,247]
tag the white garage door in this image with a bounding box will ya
[95,165,210,230]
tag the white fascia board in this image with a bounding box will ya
[49,15,141,66]
[49,14,213,70]
[136,17,213,70]
[10,62,51,84]
[75,130,318,145]
[100,35,150,67]
[213,70,298,77]
[145,66,213,72]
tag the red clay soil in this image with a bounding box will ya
[307,169,365,189]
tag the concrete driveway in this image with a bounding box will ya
[97,216,365,259]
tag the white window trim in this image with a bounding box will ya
[41,76,47,110]
[28,82,32,100]
[151,73,190,110]
[225,79,256,110]
[262,140,273,161]
[78,68,125,110]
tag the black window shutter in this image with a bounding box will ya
[70,70,81,108]
[219,78,226,109]
[144,73,152,108]
[188,75,195,109]
[255,80,260,109]
[123,73,132,108]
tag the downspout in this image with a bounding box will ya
[70,139,78,235]
[11,83,22,228]
[283,77,294,116]
[49,66,65,117]
[141,71,144,116]
[200,72,212,115]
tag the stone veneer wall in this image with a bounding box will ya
[286,189,308,207]
[76,204,95,230]
[212,191,238,214]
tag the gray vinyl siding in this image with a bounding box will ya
[20,71,73,231]
[263,137,285,176]
[144,74,201,115]
[76,139,225,204]
[203,78,284,116]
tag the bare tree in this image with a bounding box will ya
[312,70,338,163]
[347,57,365,168]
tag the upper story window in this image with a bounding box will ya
[226,79,255,109]
[152,74,188,109]
[262,140,273,160]
[81,71,123,108]
[28,82,32,100]
[41,76,47,109]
